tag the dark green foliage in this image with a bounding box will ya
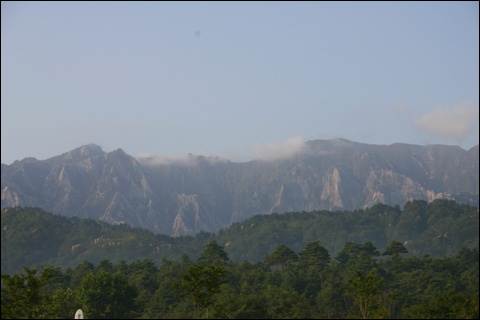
[215,199,478,264]
[265,244,299,269]
[402,290,479,319]
[196,240,229,265]
[382,240,408,256]
[1,206,214,276]
[172,263,227,319]
[265,285,312,319]
[341,268,394,319]
[212,284,267,319]
[49,287,78,319]
[2,200,478,276]
[335,241,381,271]
[1,237,478,319]
[143,258,189,318]
[361,241,381,257]
[69,260,94,289]
[336,241,363,265]
[76,271,137,319]
[1,264,58,319]
[298,241,331,271]
[95,259,113,274]
[1,200,478,318]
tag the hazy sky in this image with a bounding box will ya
[2,1,479,164]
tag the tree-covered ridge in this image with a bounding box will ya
[1,206,209,276]
[2,240,478,319]
[1,199,478,276]
[215,199,478,262]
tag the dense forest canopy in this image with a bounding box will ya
[1,239,478,318]
[1,199,478,318]
[1,199,478,276]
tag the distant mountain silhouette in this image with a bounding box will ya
[2,139,478,235]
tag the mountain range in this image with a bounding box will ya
[2,139,478,236]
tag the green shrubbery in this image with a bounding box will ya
[1,199,478,318]
[2,199,478,276]
[2,240,478,319]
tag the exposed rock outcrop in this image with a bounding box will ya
[2,139,478,235]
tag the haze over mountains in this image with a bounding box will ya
[1,139,478,236]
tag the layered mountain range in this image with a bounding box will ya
[1,139,478,236]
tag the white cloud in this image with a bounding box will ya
[136,153,196,166]
[136,152,228,166]
[412,102,479,142]
[250,135,306,161]
[136,135,308,165]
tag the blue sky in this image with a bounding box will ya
[1,1,479,164]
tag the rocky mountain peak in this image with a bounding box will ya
[111,148,127,156]
[71,144,104,157]
[79,144,104,155]
[468,145,479,153]
[11,157,39,166]
[1,140,478,236]
[54,144,105,163]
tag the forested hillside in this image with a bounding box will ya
[2,239,478,318]
[215,199,479,263]
[2,199,478,276]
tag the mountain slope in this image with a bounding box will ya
[2,139,478,235]
[2,199,478,275]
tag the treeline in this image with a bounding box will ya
[215,199,479,262]
[1,240,478,319]
[1,206,208,275]
[1,199,479,276]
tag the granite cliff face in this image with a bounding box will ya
[2,139,478,235]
